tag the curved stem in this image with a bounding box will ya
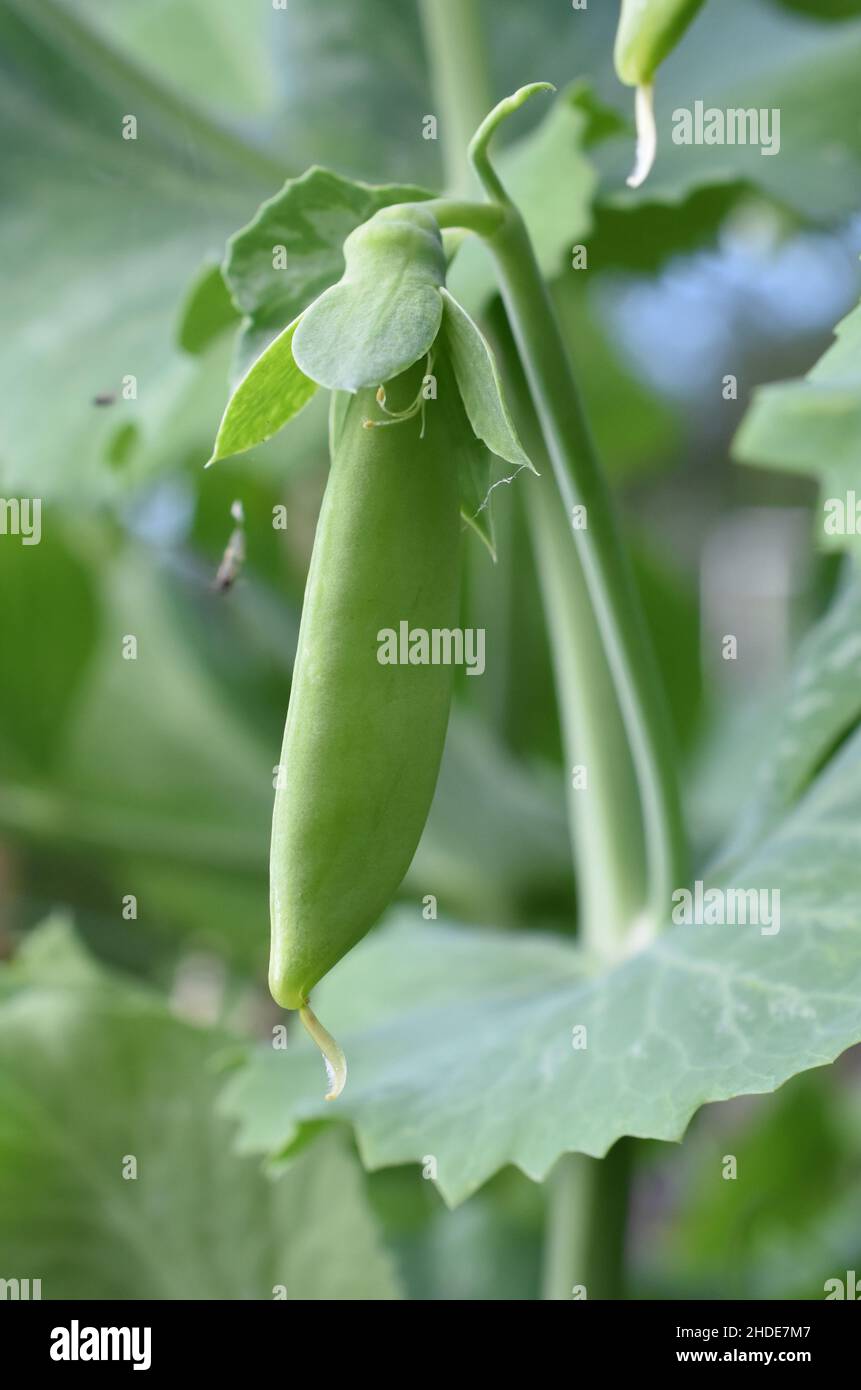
[422,198,505,238]
[459,93,687,929]
[468,82,556,202]
[299,1003,347,1101]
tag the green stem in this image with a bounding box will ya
[417,0,494,194]
[421,48,650,948]
[542,1143,633,1300]
[423,198,505,238]
[488,305,646,952]
[418,1,523,745]
[469,82,556,202]
[429,185,686,925]
[526,470,647,944]
[418,8,643,1303]
[454,90,687,929]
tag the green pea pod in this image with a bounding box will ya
[613,0,706,188]
[269,360,463,1097]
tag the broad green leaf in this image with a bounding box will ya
[0,922,402,1299]
[222,714,861,1204]
[224,168,436,373]
[734,378,861,517]
[291,204,445,391]
[713,568,861,871]
[178,259,240,356]
[71,0,280,122]
[440,290,534,474]
[208,316,318,464]
[0,0,287,499]
[732,295,861,554]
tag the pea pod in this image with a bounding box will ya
[269,360,463,1097]
[207,196,532,1096]
[614,0,706,188]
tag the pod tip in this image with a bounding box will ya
[299,1002,348,1101]
[626,83,656,190]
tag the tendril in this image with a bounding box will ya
[362,351,434,437]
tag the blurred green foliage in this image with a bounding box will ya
[2,0,861,1300]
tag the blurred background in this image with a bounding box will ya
[2,0,861,1300]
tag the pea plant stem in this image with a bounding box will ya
[426,184,687,930]
[417,0,493,195]
[418,10,647,950]
[429,87,687,928]
[418,11,651,1304]
[486,205,686,927]
[486,302,646,951]
[542,1143,633,1300]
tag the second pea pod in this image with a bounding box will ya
[614,0,707,188]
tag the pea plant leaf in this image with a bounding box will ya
[440,290,534,475]
[732,292,861,554]
[426,353,498,558]
[222,575,861,1205]
[0,920,402,1300]
[220,84,617,379]
[430,290,535,557]
[224,733,861,1208]
[208,315,318,464]
[713,566,861,872]
[223,168,436,374]
[0,0,288,500]
[69,0,282,123]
